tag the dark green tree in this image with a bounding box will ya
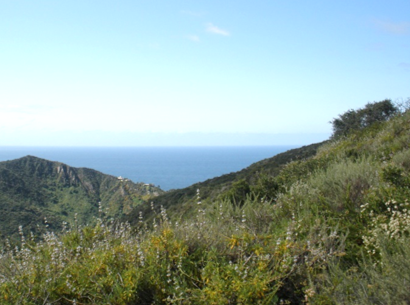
[331,99,398,138]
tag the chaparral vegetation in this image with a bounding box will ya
[1,99,410,304]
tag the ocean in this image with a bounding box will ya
[0,146,296,191]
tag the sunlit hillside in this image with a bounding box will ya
[1,100,410,304]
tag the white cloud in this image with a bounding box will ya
[187,35,200,42]
[206,23,230,36]
[373,19,410,35]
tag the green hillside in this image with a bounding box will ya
[1,100,410,304]
[124,141,324,225]
[0,156,163,240]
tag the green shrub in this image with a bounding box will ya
[308,157,379,212]
[315,233,410,305]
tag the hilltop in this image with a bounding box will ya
[0,155,163,239]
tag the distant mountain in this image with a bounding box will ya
[0,155,163,240]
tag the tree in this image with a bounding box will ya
[331,99,398,138]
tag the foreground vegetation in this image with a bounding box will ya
[1,99,410,304]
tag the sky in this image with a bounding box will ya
[0,0,409,146]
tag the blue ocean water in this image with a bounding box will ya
[0,146,296,191]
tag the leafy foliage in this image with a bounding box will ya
[219,179,252,205]
[331,99,397,138]
[2,100,410,303]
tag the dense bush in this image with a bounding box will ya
[331,99,397,139]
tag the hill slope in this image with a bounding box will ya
[0,155,163,239]
[1,105,410,303]
[124,141,324,224]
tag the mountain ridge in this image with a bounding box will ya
[0,155,163,240]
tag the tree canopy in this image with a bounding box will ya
[331,99,398,138]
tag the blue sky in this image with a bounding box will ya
[1,0,409,146]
